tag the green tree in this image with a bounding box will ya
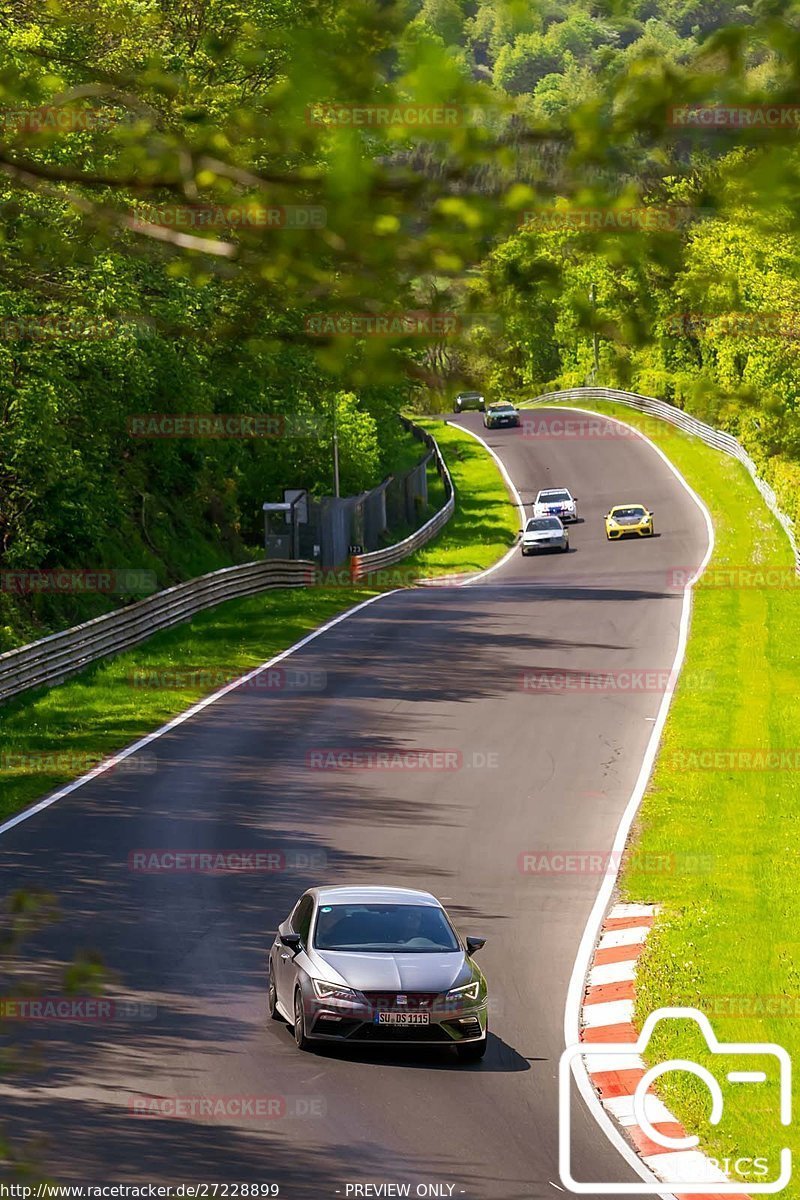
[414,0,466,46]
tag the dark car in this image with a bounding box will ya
[453,391,485,413]
[483,402,520,429]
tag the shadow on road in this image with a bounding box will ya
[268,1026,532,1074]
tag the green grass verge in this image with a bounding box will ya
[0,587,375,822]
[542,400,799,1188]
[399,417,518,578]
[0,416,518,823]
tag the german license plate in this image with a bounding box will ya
[375,1011,430,1025]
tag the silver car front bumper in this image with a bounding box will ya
[298,990,488,1045]
[522,538,568,553]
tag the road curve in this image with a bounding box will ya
[0,408,709,1198]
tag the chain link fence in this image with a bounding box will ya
[349,418,454,580]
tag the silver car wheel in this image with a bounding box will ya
[294,989,311,1051]
[267,974,282,1021]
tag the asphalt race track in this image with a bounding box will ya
[0,408,709,1199]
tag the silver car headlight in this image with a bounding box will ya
[310,979,362,1001]
[445,980,480,1002]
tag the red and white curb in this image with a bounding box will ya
[580,902,752,1200]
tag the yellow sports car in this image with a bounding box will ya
[604,503,655,539]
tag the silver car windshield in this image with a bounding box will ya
[541,491,570,502]
[314,903,461,953]
[527,518,561,531]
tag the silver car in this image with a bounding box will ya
[521,515,569,555]
[267,885,489,1061]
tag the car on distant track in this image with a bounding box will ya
[453,391,485,413]
[267,885,489,1061]
[520,515,569,555]
[533,487,578,523]
[604,503,655,539]
[483,401,520,429]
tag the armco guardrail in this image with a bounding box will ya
[0,560,315,706]
[529,387,800,574]
[0,419,457,705]
[349,417,455,581]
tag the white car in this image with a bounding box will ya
[533,488,578,523]
[520,516,569,555]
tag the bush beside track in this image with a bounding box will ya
[543,400,799,1184]
[0,419,518,824]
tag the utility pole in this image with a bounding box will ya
[332,392,340,498]
[589,282,600,379]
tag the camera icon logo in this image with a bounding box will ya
[559,1006,792,1194]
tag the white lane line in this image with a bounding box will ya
[0,591,395,839]
[559,402,715,1200]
